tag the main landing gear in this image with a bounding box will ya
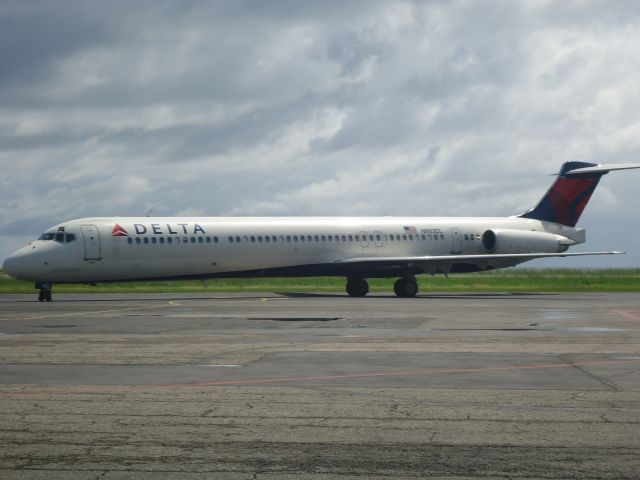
[36,283,53,302]
[346,277,369,297]
[393,277,418,298]
[345,277,419,298]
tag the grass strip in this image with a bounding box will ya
[2,269,640,293]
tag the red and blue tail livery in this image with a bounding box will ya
[520,162,640,226]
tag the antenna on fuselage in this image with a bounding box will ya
[146,208,154,217]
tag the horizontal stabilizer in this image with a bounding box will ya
[563,164,640,176]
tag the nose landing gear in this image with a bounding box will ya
[36,283,53,302]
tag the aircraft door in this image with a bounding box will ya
[81,225,102,260]
[450,227,462,254]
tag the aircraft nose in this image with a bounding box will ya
[2,245,42,281]
[2,253,20,279]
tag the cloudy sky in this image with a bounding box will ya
[1,0,639,267]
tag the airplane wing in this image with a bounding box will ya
[334,251,624,274]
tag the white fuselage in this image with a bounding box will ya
[3,216,584,284]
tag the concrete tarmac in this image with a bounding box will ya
[1,291,640,479]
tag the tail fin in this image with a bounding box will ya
[519,161,640,226]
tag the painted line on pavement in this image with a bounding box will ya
[613,309,640,322]
[2,358,640,398]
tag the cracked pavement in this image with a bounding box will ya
[1,292,640,478]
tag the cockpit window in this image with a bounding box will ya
[39,232,75,243]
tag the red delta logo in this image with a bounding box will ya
[112,224,129,237]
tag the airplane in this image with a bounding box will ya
[3,161,639,301]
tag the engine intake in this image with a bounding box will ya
[481,229,573,254]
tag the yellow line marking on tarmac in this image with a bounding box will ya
[5,296,286,321]
[10,302,181,321]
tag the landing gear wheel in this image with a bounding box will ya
[393,278,418,298]
[346,278,369,297]
[37,283,53,302]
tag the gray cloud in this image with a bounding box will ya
[1,0,640,267]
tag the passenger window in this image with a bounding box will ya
[265,236,270,242]
[354,235,359,241]
[421,234,426,240]
[272,236,277,242]
[348,235,353,241]
[293,235,298,242]
[286,235,292,242]
[237,236,242,243]
[228,236,234,242]
[135,237,141,244]
[300,236,305,242]
[127,238,133,244]
[214,236,219,243]
[198,237,203,243]
[328,235,333,242]
[369,235,374,241]
[251,236,256,242]
[321,235,326,241]
[402,235,407,241]
[152,237,157,244]
[376,234,381,241]
[159,237,165,244]
[314,235,320,241]
[143,237,149,244]
[258,236,263,242]
[190,237,196,243]
[206,236,211,243]
[464,234,468,240]
[167,237,173,244]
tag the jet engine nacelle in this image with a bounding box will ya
[481,229,573,254]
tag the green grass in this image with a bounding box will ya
[2,269,640,293]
